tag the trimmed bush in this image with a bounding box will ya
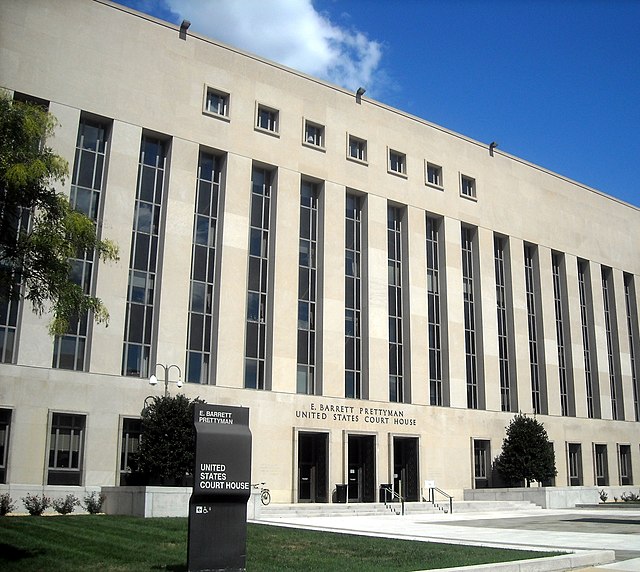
[83,491,105,514]
[22,493,51,516]
[0,492,16,516]
[52,494,81,515]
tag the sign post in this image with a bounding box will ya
[188,404,252,572]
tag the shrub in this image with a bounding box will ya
[83,491,105,514]
[598,489,608,502]
[22,493,51,516]
[0,492,16,516]
[621,491,640,502]
[52,494,80,515]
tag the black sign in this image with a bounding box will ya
[188,404,251,572]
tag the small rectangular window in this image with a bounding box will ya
[204,87,230,118]
[347,135,367,163]
[389,149,406,176]
[619,444,633,485]
[473,439,490,488]
[304,120,324,149]
[426,162,443,188]
[256,104,279,134]
[461,174,476,198]
[567,443,583,486]
[0,409,11,484]
[594,443,608,486]
[120,417,142,485]
[48,412,86,485]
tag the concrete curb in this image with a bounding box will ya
[420,550,615,572]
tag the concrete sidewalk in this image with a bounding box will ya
[252,506,640,571]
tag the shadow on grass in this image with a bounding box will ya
[0,543,44,563]
[151,565,186,572]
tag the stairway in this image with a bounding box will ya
[256,499,541,519]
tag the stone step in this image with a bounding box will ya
[257,499,541,519]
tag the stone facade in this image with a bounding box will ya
[0,0,638,506]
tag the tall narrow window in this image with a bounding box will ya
[427,215,444,406]
[297,181,318,394]
[186,152,221,384]
[578,260,599,418]
[122,136,167,378]
[552,253,574,416]
[462,226,481,409]
[388,205,405,403]
[594,444,608,486]
[245,167,273,390]
[0,98,36,364]
[0,409,11,483]
[48,413,85,485]
[345,194,363,398]
[494,236,514,412]
[524,245,545,414]
[53,118,109,371]
[602,267,623,420]
[624,274,639,421]
[0,197,25,363]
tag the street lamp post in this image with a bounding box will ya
[149,363,183,397]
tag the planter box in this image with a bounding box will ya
[463,486,600,508]
[102,486,191,517]
[101,486,261,519]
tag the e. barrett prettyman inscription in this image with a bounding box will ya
[295,402,416,425]
[198,409,234,424]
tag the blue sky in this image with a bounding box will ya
[117,0,640,208]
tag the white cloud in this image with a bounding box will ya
[165,0,383,92]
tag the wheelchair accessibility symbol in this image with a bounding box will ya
[196,506,211,514]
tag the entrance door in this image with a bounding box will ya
[393,437,419,501]
[298,432,328,503]
[348,435,376,502]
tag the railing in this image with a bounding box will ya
[381,486,405,515]
[426,486,454,514]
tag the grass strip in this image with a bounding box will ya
[0,515,559,571]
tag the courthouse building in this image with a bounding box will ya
[0,0,639,504]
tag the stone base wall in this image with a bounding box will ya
[464,486,602,508]
[101,486,260,519]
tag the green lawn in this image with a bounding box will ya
[0,515,558,571]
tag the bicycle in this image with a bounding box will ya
[252,482,271,505]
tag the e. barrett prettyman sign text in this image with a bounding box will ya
[295,402,416,426]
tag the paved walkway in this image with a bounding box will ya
[253,507,640,571]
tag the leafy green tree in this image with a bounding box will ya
[0,93,118,335]
[134,395,204,485]
[494,413,557,487]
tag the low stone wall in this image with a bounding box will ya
[101,486,261,518]
[463,486,601,508]
[102,486,191,517]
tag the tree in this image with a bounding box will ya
[494,413,557,487]
[134,395,204,485]
[0,93,118,335]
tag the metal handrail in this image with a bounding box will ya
[427,486,454,514]
[381,486,405,515]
